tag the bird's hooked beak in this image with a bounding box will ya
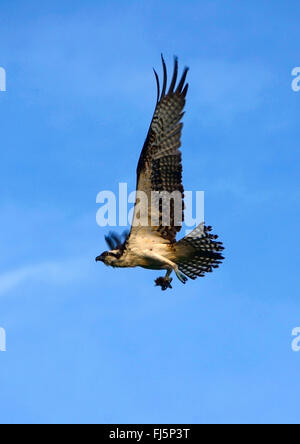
[95,254,104,262]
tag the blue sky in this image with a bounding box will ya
[0,0,300,424]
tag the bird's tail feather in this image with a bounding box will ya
[175,223,224,280]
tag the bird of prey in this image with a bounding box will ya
[96,55,224,290]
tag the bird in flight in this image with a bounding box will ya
[96,55,224,290]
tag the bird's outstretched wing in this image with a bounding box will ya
[105,230,129,250]
[128,55,189,244]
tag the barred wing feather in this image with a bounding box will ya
[128,55,189,244]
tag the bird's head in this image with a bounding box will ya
[95,250,121,267]
[96,231,128,267]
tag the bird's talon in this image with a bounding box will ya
[155,276,173,291]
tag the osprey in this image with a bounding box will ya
[96,55,224,290]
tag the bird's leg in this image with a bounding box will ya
[155,268,173,291]
[174,268,188,284]
[145,251,187,290]
[165,268,172,280]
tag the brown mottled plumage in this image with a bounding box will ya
[135,55,187,242]
[96,55,224,290]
